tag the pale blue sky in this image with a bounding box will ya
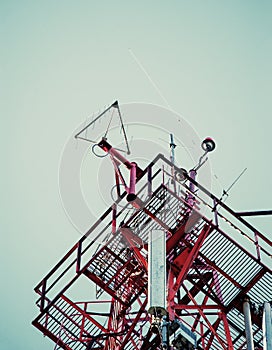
[1,1,272,349]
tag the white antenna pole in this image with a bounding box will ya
[148,229,167,330]
[263,302,272,350]
[243,297,255,350]
[170,133,176,165]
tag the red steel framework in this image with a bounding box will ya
[33,151,272,350]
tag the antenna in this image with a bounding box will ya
[169,133,176,164]
[33,102,272,350]
[128,48,171,110]
[75,101,131,155]
[212,168,248,226]
[220,167,247,202]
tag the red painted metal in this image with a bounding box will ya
[168,224,212,304]
[33,152,272,349]
[120,228,148,271]
[127,162,137,201]
[221,312,234,350]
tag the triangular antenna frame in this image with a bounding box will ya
[75,101,130,155]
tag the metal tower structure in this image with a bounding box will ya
[33,102,272,349]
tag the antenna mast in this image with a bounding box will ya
[32,102,272,350]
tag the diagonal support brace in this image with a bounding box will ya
[168,224,212,303]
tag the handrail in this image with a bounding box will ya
[34,152,271,310]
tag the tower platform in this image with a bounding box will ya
[33,153,272,349]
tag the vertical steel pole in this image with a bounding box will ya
[147,165,152,197]
[243,298,254,350]
[184,169,197,238]
[161,316,169,349]
[263,302,272,350]
[188,169,196,208]
[127,162,137,202]
[170,134,176,165]
[112,203,117,234]
[186,169,196,213]
[170,134,177,194]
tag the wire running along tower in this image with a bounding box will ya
[33,101,272,350]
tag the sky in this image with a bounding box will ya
[1,1,272,349]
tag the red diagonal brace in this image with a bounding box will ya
[168,224,212,303]
[183,284,228,350]
[119,298,148,350]
[220,311,234,349]
[120,228,148,271]
[166,211,201,253]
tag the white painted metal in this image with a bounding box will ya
[263,302,272,350]
[148,229,167,316]
[243,299,254,350]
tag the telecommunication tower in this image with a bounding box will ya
[33,101,272,349]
